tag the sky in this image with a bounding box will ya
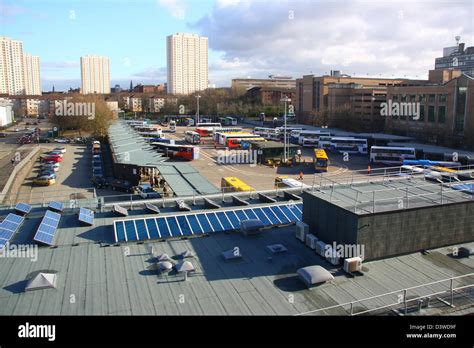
[1,0,473,91]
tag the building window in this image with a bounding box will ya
[438,106,446,124]
[439,94,447,103]
[419,94,426,103]
[392,95,398,102]
[428,105,435,122]
[429,94,435,103]
[401,94,407,102]
[410,95,416,102]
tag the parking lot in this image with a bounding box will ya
[4,122,375,205]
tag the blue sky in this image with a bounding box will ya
[1,0,473,91]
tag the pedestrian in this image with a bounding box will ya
[299,171,304,181]
[367,165,372,175]
[163,185,168,197]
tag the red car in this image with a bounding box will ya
[41,155,62,163]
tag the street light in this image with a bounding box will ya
[195,95,201,124]
[280,96,291,163]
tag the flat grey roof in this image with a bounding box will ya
[1,207,473,315]
[108,121,219,196]
[307,176,474,215]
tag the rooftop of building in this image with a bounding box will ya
[107,121,219,196]
[0,197,472,316]
[306,174,474,215]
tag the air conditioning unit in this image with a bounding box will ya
[305,234,318,250]
[295,221,309,242]
[315,241,327,257]
[343,256,363,273]
[325,246,340,266]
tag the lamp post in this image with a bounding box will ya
[280,96,291,163]
[195,95,201,124]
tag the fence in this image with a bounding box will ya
[296,272,474,316]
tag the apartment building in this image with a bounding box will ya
[0,37,25,95]
[80,55,110,94]
[246,86,296,106]
[166,33,208,94]
[23,54,41,95]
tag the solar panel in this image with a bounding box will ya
[113,202,303,243]
[145,203,160,214]
[0,213,25,250]
[113,204,128,216]
[48,201,64,213]
[15,202,32,215]
[33,210,61,245]
[78,207,94,226]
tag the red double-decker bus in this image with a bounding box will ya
[195,123,222,137]
[152,142,199,161]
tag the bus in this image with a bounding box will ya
[370,146,416,165]
[219,116,238,126]
[313,149,329,172]
[292,130,331,145]
[195,123,222,137]
[216,132,262,146]
[221,177,254,192]
[151,142,198,161]
[302,138,320,147]
[184,131,201,144]
[212,128,243,142]
[253,127,280,140]
[227,137,265,149]
[274,176,310,189]
[319,136,368,155]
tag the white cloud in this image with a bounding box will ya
[191,0,473,86]
[157,0,186,19]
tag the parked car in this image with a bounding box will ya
[41,163,60,171]
[53,147,66,154]
[35,137,49,143]
[33,176,56,186]
[137,184,161,199]
[45,151,64,157]
[54,138,70,143]
[92,168,104,177]
[38,172,56,180]
[41,155,62,163]
[0,132,7,138]
[110,179,133,192]
[91,176,108,189]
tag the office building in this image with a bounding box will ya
[80,55,110,94]
[435,37,474,76]
[166,33,208,94]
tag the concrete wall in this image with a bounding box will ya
[302,191,359,245]
[303,191,474,260]
[357,201,474,260]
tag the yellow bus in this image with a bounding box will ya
[313,149,329,172]
[221,177,254,193]
[430,166,457,173]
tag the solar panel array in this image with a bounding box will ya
[113,203,303,243]
[48,201,64,213]
[33,210,61,245]
[15,202,32,215]
[0,213,25,249]
[78,208,94,225]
